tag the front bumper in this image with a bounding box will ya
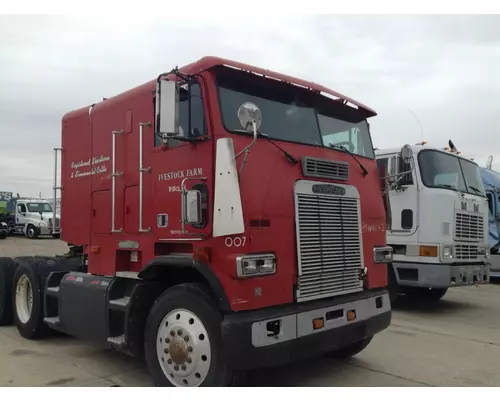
[39,226,60,235]
[393,262,490,288]
[221,289,391,372]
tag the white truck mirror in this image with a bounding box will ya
[155,80,180,138]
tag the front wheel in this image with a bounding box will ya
[144,283,235,387]
[326,336,373,359]
[404,287,448,302]
[25,225,38,239]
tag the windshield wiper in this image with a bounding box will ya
[232,129,298,165]
[468,185,484,196]
[329,144,368,177]
[257,132,298,165]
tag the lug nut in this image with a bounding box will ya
[187,346,193,352]
[170,330,175,336]
[181,365,187,371]
[167,359,172,365]
[166,338,170,343]
[187,357,192,364]
[174,365,179,371]
[184,336,189,342]
[177,329,183,336]
[164,348,169,354]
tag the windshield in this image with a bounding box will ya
[27,203,53,213]
[418,150,486,197]
[216,70,375,159]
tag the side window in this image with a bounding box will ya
[398,156,414,185]
[18,204,26,213]
[155,82,207,148]
[376,158,388,179]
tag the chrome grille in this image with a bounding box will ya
[455,244,480,260]
[301,157,349,181]
[48,218,60,228]
[454,212,484,241]
[295,181,363,302]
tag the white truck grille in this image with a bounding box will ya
[294,180,363,302]
[48,218,60,228]
[455,244,480,260]
[454,212,484,241]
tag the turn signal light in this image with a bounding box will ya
[313,318,324,330]
[347,310,356,321]
[420,245,438,257]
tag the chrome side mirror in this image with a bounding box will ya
[182,189,202,225]
[155,80,180,138]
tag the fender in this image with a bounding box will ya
[138,255,231,312]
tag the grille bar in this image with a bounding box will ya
[301,157,349,181]
[454,211,484,242]
[295,181,363,302]
[455,244,480,260]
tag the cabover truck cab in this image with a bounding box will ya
[375,143,490,303]
[479,166,500,278]
[11,197,61,239]
[0,57,393,386]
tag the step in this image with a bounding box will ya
[46,286,60,294]
[44,316,60,326]
[107,334,125,347]
[109,296,130,309]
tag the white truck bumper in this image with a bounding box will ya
[392,262,490,288]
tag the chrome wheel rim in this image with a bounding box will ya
[156,308,212,387]
[15,274,33,323]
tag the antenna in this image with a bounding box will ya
[408,109,424,143]
[487,155,493,170]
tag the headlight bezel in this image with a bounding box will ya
[236,253,277,278]
[373,246,393,264]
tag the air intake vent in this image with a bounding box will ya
[301,157,349,181]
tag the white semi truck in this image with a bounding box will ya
[375,142,490,303]
[10,197,61,239]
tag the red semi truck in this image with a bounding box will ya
[0,56,393,386]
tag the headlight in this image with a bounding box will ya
[236,253,276,278]
[442,245,454,259]
[373,246,393,263]
[478,247,490,258]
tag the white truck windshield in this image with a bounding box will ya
[26,203,53,213]
[418,150,486,197]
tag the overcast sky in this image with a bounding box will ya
[1,14,499,197]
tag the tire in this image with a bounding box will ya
[25,225,38,240]
[0,258,18,325]
[144,283,235,387]
[405,287,448,302]
[326,336,373,359]
[12,260,49,339]
[387,264,399,304]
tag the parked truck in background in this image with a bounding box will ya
[479,164,500,278]
[0,56,393,386]
[375,141,490,303]
[0,192,61,239]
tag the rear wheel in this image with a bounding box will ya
[144,283,235,387]
[326,336,373,359]
[12,261,48,339]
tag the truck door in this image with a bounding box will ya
[387,155,418,236]
[16,202,27,226]
[150,81,212,240]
